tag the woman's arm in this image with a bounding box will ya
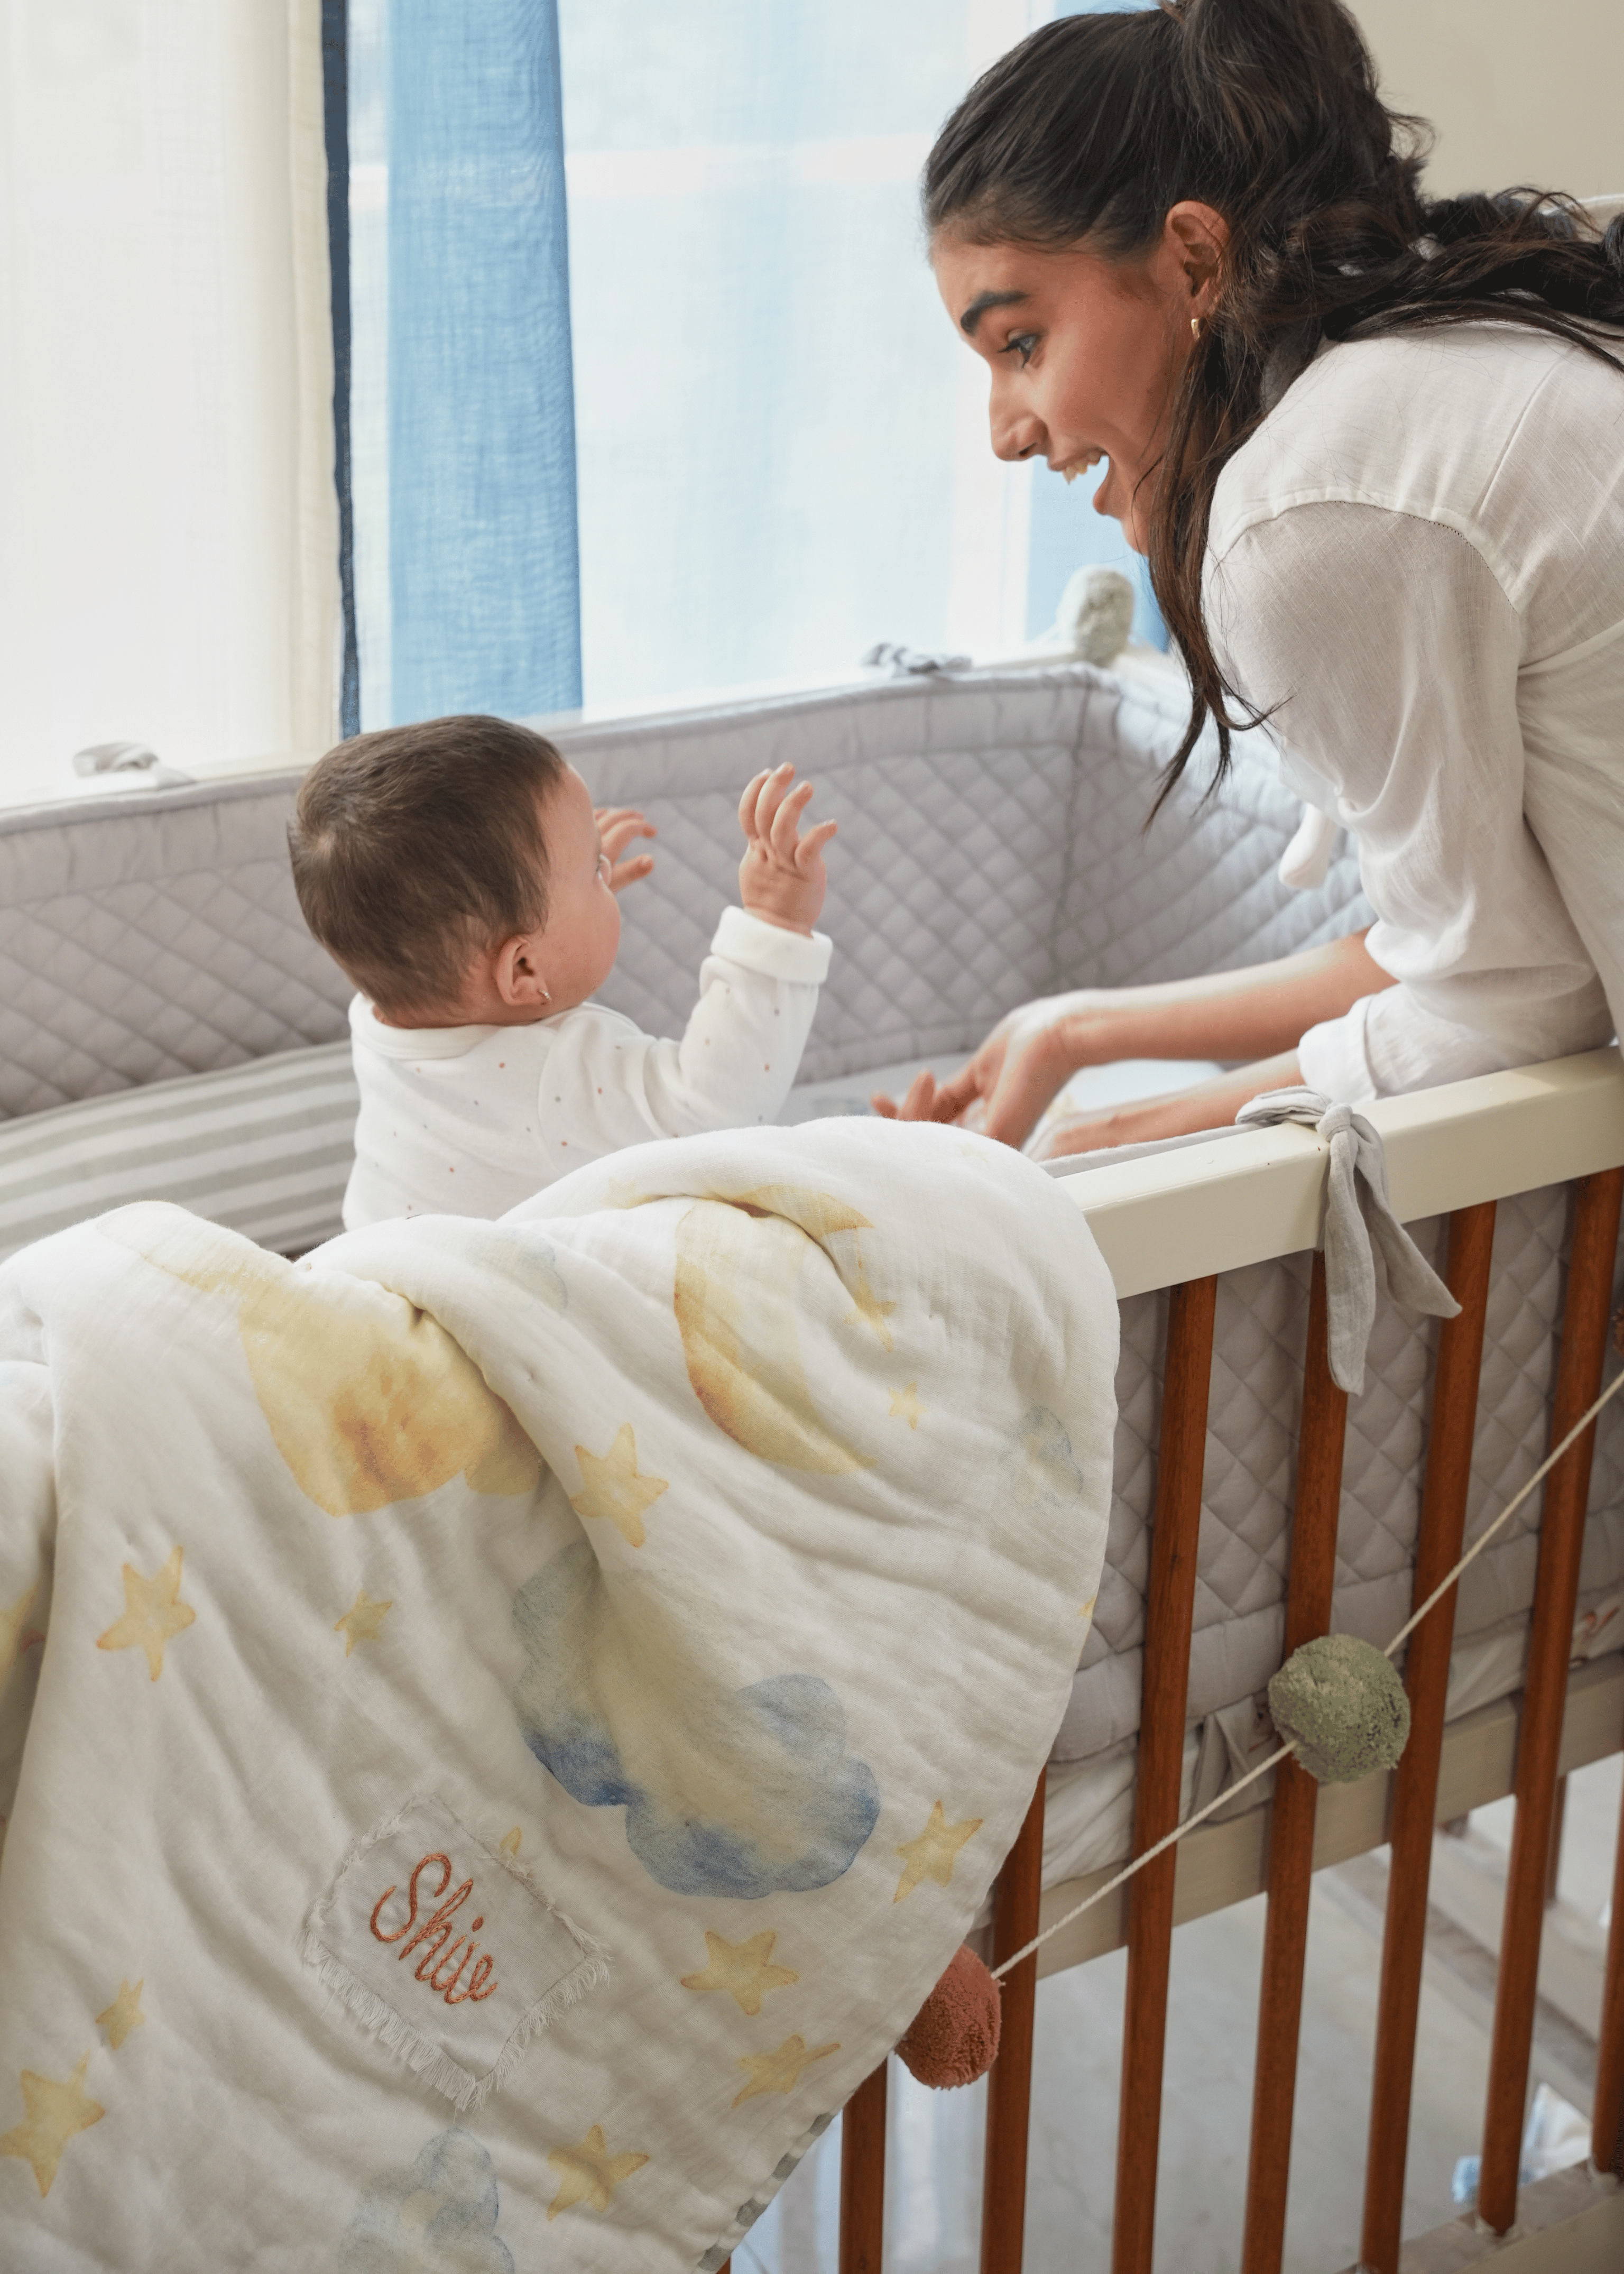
[1033,1052,1304,1157]
[873,928,1392,1148]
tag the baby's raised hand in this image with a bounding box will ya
[737,763,836,934]
[594,805,657,892]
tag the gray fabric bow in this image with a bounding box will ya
[1235,1087,1460,1395]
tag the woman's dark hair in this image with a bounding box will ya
[289,714,565,1017]
[925,0,1624,804]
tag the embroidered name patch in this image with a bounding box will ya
[303,1796,606,2111]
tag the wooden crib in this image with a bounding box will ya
[1,666,1620,2266]
[746,1047,1624,2274]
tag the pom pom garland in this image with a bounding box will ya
[897,1944,1002,2089]
[1267,1634,1411,1785]
[981,1360,1624,1989]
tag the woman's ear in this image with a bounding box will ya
[493,933,552,1011]
[1164,200,1230,315]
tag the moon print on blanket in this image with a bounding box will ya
[513,1543,880,1898]
[671,1192,878,1471]
[112,1212,541,1514]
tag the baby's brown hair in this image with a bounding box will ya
[289,714,566,1019]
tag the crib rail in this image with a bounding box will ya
[827,1047,1624,2273]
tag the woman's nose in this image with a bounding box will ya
[990,395,1046,465]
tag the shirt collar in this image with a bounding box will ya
[348,994,495,1061]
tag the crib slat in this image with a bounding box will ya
[838,2060,888,2273]
[1594,1757,1624,2176]
[1359,1201,1497,2274]
[980,1776,1047,2274]
[1112,1275,1218,2274]
[1240,1253,1349,2274]
[1478,1165,1624,2234]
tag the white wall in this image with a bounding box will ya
[1352,0,1621,199]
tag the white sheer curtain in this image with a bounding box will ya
[557,0,1071,713]
[0,0,338,805]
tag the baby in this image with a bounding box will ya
[288,713,836,1230]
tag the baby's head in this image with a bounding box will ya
[289,714,620,1027]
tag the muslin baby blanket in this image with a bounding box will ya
[0,1117,1116,2269]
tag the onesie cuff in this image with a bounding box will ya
[710,905,832,983]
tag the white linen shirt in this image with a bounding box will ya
[342,904,831,1228]
[1205,320,1624,1102]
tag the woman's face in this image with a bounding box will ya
[931,209,1222,553]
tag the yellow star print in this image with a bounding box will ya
[0,1583,39,1683]
[0,2052,104,2195]
[681,1929,799,2017]
[893,1801,984,1903]
[96,1548,195,1682]
[732,2033,840,2108]
[546,2124,649,2218]
[96,1981,145,2052]
[888,1383,926,1430]
[334,1589,393,1656]
[570,1424,669,1549]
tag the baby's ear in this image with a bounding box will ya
[493,932,550,1010]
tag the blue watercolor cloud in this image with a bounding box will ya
[1003,1404,1087,1514]
[512,1542,880,1899]
[337,2128,513,2273]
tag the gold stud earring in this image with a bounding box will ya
[1190,315,1204,342]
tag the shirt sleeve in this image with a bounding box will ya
[532,908,831,1165]
[1209,502,1611,1100]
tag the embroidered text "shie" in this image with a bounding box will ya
[303,1796,607,2111]
[371,1848,500,2004]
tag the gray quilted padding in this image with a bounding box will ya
[3,662,1616,1771]
[0,778,351,1117]
[574,667,1371,1084]
[0,667,1362,1117]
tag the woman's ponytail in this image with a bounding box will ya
[924,0,1624,805]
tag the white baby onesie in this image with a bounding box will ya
[342,905,831,1228]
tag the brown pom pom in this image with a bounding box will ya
[896,1945,1001,2088]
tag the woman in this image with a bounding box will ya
[877,0,1624,1155]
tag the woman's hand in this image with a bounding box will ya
[872,997,1085,1148]
[870,932,1394,1150]
[595,806,657,893]
[738,763,837,934]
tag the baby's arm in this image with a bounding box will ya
[533,767,835,1158]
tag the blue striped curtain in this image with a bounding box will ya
[387,0,581,723]
[328,1,582,732]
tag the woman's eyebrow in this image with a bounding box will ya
[961,288,1029,336]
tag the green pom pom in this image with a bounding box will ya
[1267,1634,1411,1784]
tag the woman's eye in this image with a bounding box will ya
[1001,333,1039,369]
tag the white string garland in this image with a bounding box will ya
[991,1360,1624,1984]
